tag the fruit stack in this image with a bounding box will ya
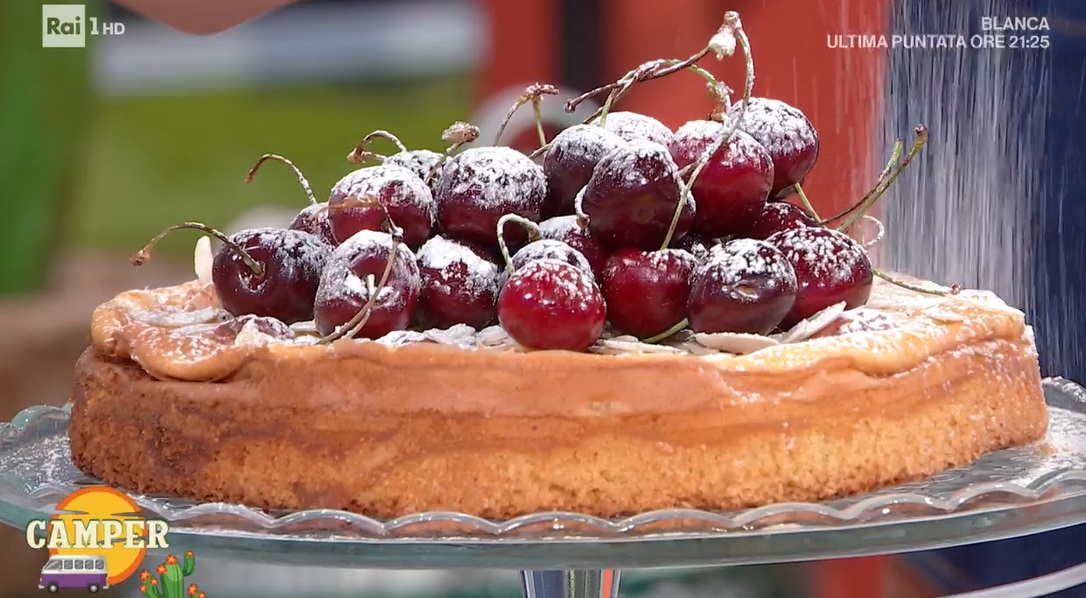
[136,11,922,354]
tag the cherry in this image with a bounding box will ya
[731,97,819,199]
[314,230,421,339]
[767,227,873,328]
[599,111,674,147]
[416,235,502,329]
[686,238,797,335]
[133,223,331,325]
[602,248,697,338]
[497,259,606,351]
[749,201,818,240]
[289,203,337,246]
[510,239,594,281]
[669,120,774,237]
[581,140,694,250]
[244,154,339,247]
[537,215,610,279]
[384,149,445,194]
[328,164,435,250]
[541,124,626,218]
[435,146,546,249]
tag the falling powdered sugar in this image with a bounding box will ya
[598,111,674,146]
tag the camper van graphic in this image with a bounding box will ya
[38,554,109,593]
[24,486,173,592]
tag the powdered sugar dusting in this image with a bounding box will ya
[703,238,796,287]
[331,164,435,220]
[436,146,546,211]
[673,121,770,172]
[546,124,626,163]
[510,239,594,280]
[417,235,501,295]
[596,140,683,190]
[731,97,817,158]
[514,258,599,311]
[226,228,330,296]
[383,149,444,186]
[771,228,869,286]
[600,111,674,146]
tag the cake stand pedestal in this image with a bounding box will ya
[2,378,1086,598]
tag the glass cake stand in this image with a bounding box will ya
[2,378,1085,598]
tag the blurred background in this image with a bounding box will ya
[0,0,1083,596]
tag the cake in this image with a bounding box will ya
[67,11,1048,520]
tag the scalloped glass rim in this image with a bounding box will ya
[1,378,1084,543]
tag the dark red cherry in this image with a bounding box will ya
[510,239,594,281]
[581,140,694,250]
[686,238,797,335]
[537,215,610,279]
[497,259,606,351]
[749,201,818,240]
[670,121,774,237]
[542,125,626,218]
[602,248,697,338]
[213,314,295,342]
[384,149,445,194]
[328,164,435,250]
[314,230,421,338]
[212,228,331,325]
[416,235,502,329]
[435,146,546,250]
[731,97,819,199]
[767,227,873,328]
[289,203,338,246]
[600,111,674,146]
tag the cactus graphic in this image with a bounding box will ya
[139,551,203,598]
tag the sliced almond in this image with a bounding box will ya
[591,339,686,355]
[694,332,779,354]
[130,307,225,328]
[194,236,214,285]
[773,302,847,344]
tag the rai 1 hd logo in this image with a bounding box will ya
[25,486,208,596]
[42,4,125,48]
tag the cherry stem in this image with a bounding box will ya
[347,130,407,164]
[532,97,547,147]
[643,318,689,343]
[573,187,590,227]
[567,48,710,115]
[132,222,264,277]
[874,269,954,297]
[426,121,481,186]
[660,12,753,251]
[494,83,559,146]
[245,154,317,206]
[832,126,929,231]
[794,182,820,221]
[495,214,542,275]
[818,140,902,225]
[850,214,885,249]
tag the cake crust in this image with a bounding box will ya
[69,277,1049,519]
